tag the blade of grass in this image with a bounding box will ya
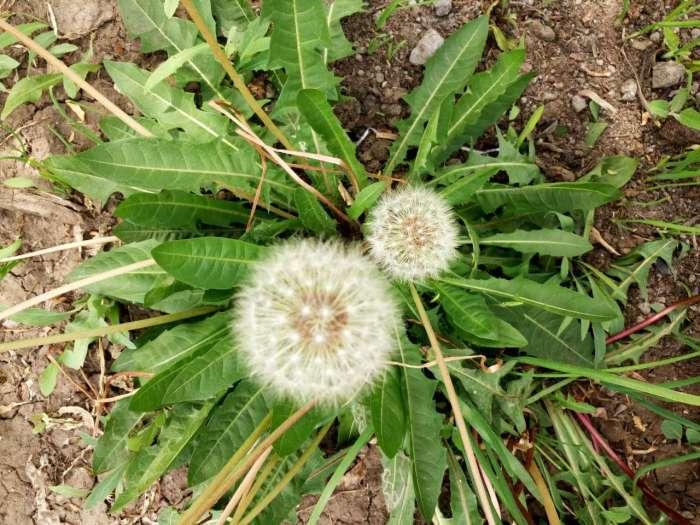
[306,426,372,525]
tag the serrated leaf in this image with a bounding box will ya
[113,221,200,243]
[113,311,230,373]
[498,306,594,366]
[369,366,406,458]
[152,237,264,289]
[1,74,62,120]
[116,190,250,229]
[431,48,532,164]
[104,61,228,141]
[67,240,164,304]
[297,88,368,187]
[432,282,499,340]
[85,463,128,509]
[188,381,269,484]
[263,0,336,112]
[385,16,489,175]
[438,276,618,321]
[111,401,215,512]
[271,401,329,456]
[479,229,592,257]
[476,181,619,213]
[324,0,363,62]
[609,239,677,301]
[398,337,446,519]
[212,0,255,33]
[117,0,197,53]
[293,188,336,236]
[93,398,146,473]
[129,336,243,411]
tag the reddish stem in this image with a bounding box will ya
[606,293,700,345]
[575,413,691,525]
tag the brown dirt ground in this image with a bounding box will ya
[0,0,698,523]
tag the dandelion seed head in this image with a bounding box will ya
[366,186,459,281]
[234,240,400,406]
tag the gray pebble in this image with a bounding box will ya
[652,61,686,89]
[409,29,444,65]
[650,31,662,43]
[571,94,587,113]
[619,78,637,101]
[529,20,556,42]
[434,0,452,16]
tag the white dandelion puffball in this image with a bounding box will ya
[366,186,460,281]
[233,240,400,406]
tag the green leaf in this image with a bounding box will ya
[145,42,209,89]
[324,0,363,62]
[0,305,71,326]
[116,190,250,229]
[497,306,594,366]
[152,237,264,289]
[113,311,231,374]
[129,336,245,410]
[0,22,47,49]
[446,449,479,525]
[85,463,128,509]
[263,0,336,111]
[398,337,446,519]
[518,104,544,146]
[93,398,146,473]
[348,182,386,219]
[1,74,62,120]
[297,89,367,187]
[431,48,532,164]
[478,229,593,257]
[584,121,608,148]
[438,276,618,321]
[67,240,164,304]
[609,239,677,301]
[476,181,619,213]
[212,0,255,33]
[581,155,638,188]
[648,99,670,118]
[0,54,20,80]
[112,401,215,512]
[46,138,279,205]
[678,107,700,130]
[385,16,489,176]
[382,451,415,525]
[271,401,329,456]
[39,363,59,397]
[49,484,89,498]
[432,282,498,340]
[189,381,269,484]
[104,61,228,141]
[118,0,196,53]
[369,366,406,458]
[293,188,336,236]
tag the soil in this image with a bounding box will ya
[0,0,698,523]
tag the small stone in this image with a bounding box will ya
[630,37,653,50]
[650,31,662,43]
[541,91,557,101]
[571,94,587,112]
[652,61,686,89]
[619,78,637,101]
[52,0,115,39]
[692,28,700,40]
[409,29,444,65]
[434,0,452,16]
[528,20,556,42]
[375,72,384,83]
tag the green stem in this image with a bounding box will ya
[0,307,218,353]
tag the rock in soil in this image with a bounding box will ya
[528,19,556,42]
[409,29,444,65]
[571,94,587,113]
[619,78,637,101]
[652,61,686,89]
[434,0,452,17]
[50,0,116,38]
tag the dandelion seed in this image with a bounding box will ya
[234,240,400,405]
[366,186,459,281]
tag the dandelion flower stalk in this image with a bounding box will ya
[366,186,497,524]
